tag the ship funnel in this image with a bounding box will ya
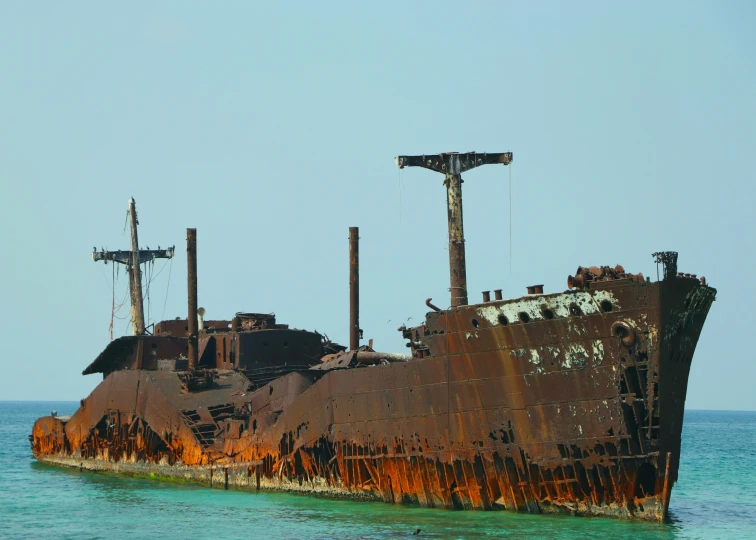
[349,227,359,350]
[187,228,198,370]
[197,307,206,331]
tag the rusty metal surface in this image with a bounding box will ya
[395,152,513,308]
[187,228,198,370]
[82,335,188,376]
[128,198,146,335]
[92,198,173,337]
[349,227,359,350]
[30,164,715,523]
[32,261,716,522]
[395,152,513,173]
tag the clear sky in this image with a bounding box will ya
[1,2,754,409]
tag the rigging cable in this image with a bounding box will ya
[399,166,404,227]
[143,257,172,325]
[509,163,513,276]
[145,259,152,328]
[120,257,167,330]
[108,264,129,339]
[161,258,173,322]
[109,263,115,341]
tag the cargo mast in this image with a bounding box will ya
[92,198,175,335]
[395,152,513,308]
[127,198,146,335]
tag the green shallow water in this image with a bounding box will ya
[1,403,754,539]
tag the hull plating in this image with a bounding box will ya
[32,277,715,522]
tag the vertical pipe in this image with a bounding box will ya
[128,198,146,335]
[482,291,491,303]
[445,170,468,307]
[187,228,198,370]
[662,452,672,521]
[349,227,359,350]
[494,289,503,301]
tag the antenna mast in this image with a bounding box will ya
[395,152,513,308]
[92,198,175,336]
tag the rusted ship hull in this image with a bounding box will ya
[32,274,715,522]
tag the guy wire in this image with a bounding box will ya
[509,163,513,276]
[161,258,173,322]
[399,167,404,227]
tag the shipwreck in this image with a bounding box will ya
[31,152,716,521]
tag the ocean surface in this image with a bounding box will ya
[0,403,754,539]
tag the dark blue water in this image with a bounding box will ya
[1,403,753,539]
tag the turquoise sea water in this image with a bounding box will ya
[1,403,754,539]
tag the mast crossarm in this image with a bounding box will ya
[92,247,175,265]
[395,152,513,174]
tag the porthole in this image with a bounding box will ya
[498,315,509,326]
[519,312,530,323]
[570,303,582,316]
[471,319,479,328]
[542,308,554,320]
[600,300,613,313]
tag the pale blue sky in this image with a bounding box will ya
[1,2,754,409]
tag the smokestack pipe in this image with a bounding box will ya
[187,228,198,370]
[482,291,491,303]
[494,289,503,301]
[349,227,359,351]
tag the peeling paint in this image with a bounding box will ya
[31,265,716,523]
[476,290,619,327]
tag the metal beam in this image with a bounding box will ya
[92,248,175,265]
[395,152,512,174]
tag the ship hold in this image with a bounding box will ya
[31,156,716,521]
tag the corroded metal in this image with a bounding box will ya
[92,198,173,336]
[444,170,467,307]
[349,227,359,351]
[187,228,198,370]
[128,198,146,335]
[32,156,715,523]
[395,152,513,308]
[32,257,715,522]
